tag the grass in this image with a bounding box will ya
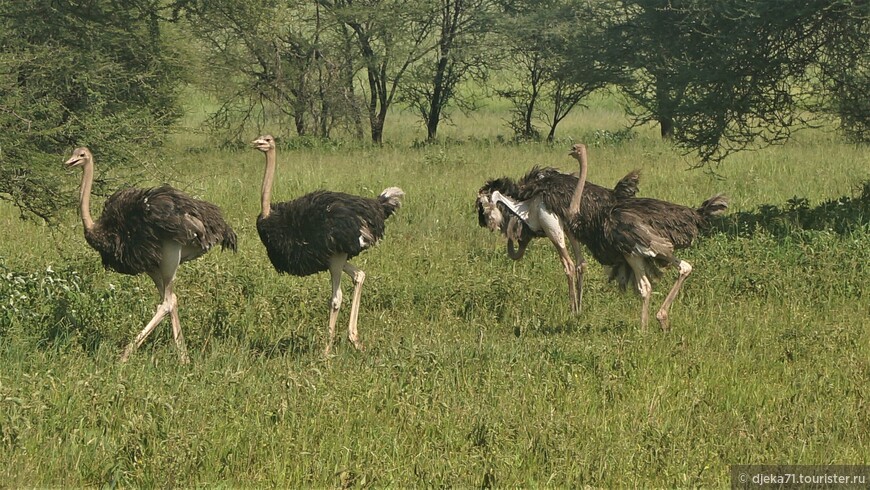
[1,96,868,487]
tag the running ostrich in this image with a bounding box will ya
[477,166,639,314]
[65,147,237,364]
[565,143,728,330]
[252,135,404,355]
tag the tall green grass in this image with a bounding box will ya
[1,99,868,487]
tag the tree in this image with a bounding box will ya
[810,0,870,143]
[593,0,869,163]
[319,0,438,143]
[401,0,496,141]
[0,0,184,222]
[181,0,362,141]
[497,0,617,142]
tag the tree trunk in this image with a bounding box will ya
[371,114,384,144]
[365,66,383,144]
[426,55,450,141]
[294,113,306,136]
[655,79,675,140]
[660,116,674,139]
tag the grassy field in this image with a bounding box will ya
[1,97,868,487]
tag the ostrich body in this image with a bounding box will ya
[566,144,728,330]
[477,166,639,313]
[253,135,404,355]
[65,147,237,363]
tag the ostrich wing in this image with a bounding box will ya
[606,207,676,261]
[322,193,388,253]
[141,186,234,251]
[490,191,541,231]
[606,196,711,262]
[613,170,641,200]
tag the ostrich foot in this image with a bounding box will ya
[656,310,671,332]
[349,337,365,352]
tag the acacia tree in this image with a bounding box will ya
[0,0,183,221]
[318,0,438,144]
[497,0,616,142]
[595,0,695,141]
[810,0,870,143]
[401,0,496,141]
[593,0,869,163]
[181,0,361,140]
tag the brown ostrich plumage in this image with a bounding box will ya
[476,165,640,314]
[65,147,236,363]
[566,143,728,330]
[252,135,403,355]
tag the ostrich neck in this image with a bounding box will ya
[568,148,588,216]
[260,149,276,218]
[79,161,95,231]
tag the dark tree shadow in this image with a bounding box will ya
[709,181,870,239]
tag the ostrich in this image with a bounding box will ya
[477,166,639,313]
[64,147,237,363]
[252,135,404,355]
[565,143,728,330]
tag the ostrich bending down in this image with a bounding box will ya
[252,135,404,355]
[65,147,237,363]
[477,166,640,314]
[566,144,728,330]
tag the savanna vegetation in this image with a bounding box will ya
[1,0,868,487]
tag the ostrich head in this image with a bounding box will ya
[64,147,93,168]
[568,143,586,160]
[252,135,276,152]
[476,178,536,243]
[477,193,504,232]
[477,177,517,232]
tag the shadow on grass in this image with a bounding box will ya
[710,181,870,239]
[248,333,314,358]
[522,319,631,337]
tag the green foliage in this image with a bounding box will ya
[180,0,362,141]
[0,108,868,486]
[0,0,185,222]
[496,0,617,142]
[399,0,497,141]
[594,0,870,163]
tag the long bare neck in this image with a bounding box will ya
[260,148,277,218]
[79,161,96,230]
[568,147,588,216]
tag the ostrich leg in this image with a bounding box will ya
[505,216,531,260]
[343,262,366,351]
[325,255,347,355]
[626,255,653,331]
[159,243,189,363]
[120,243,188,363]
[569,236,586,314]
[121,272,172,362]
[655,260,693,331]
[167,290,189,364]
[554,246,578,314]
[538,207,579,314]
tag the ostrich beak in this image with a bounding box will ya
[251,138,269,151]
[64,155,81,167]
